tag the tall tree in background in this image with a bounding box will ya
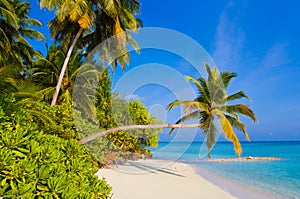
[40,0,141,106]
[0,0,44,94]
[27,44,85,104]
[0,0,44,66]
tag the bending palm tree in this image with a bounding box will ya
[167,64,257,158]
[79,64,257,159]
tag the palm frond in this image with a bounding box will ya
[23,18,43,27]
[205,63,213,80]
[69,0,88,21]
[186,75,210,103]
[167,100,208,114]
[0,65,18,94]
[221,71,237,89]
[169,111,200,135]
[127,34,140,53]
[224,104,258,122]
[214,110,242,156]
[0,27,11,51]
[0,0,13,11]
[0,7,19,28]
[227,91,251,102]
[205,119,217,158]
[19,28,45,40]
[102,0,121,17]
[118,8,138,31]
[225,114,250,141]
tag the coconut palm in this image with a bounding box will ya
[0,0,44,94]
[167,64,257,158]
[25,44,86,104]
[40,0,141,106]
[0,0,44,67]
[78,65,257,159]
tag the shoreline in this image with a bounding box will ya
[188,162,279,199]
[96,159,237,199]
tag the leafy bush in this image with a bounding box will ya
[19,99,78,140]
[107,98,161,158]
[0,95,111,198]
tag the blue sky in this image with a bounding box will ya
[29,0,300,141]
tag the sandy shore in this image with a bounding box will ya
[96,159,236,199]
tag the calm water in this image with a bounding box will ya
[151,141,300,199]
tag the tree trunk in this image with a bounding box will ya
[51,27,83,106]
[78,123,203,144]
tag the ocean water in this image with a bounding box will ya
[151,141,300,199]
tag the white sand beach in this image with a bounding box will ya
[96,159,236,199]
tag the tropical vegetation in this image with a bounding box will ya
[0,95,111,198]
[0,0,258,197]
[40,0,142,105]
[167,64,258,158]
[80,64,257,159]
[0,0,161,197]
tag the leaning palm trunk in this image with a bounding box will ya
[51,28,83,106]
[79,123,204,144]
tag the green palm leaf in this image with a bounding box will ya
[227,91,251,102]
[0,7,19,28]
[23,18,43,27]
[0,0,44,66]
[225,114,250,141]
[186,75,210,103]
[19,28,45,40]
[214,109,242,156]
[224,104,258,122]
[167,100,208,113]
[103,0,119,16]
[221,71,237,89]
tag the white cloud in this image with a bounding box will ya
[261,43,292,68]
[212,3,245,69]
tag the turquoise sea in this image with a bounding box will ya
[151,141,300,199]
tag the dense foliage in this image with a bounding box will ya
[0,0,44,66]
[107,98,161,158]
[80,70,162,164]
[0,0,159,197]
[0,95,111,198]
[0,70,160,197]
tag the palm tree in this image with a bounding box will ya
[78,64,257,159]
[0,0,44,94]
[25,44,85,104]
[0,0,44,67]
[40,0,141,106]
[167,64,257,158]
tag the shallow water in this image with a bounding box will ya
[151,141,300,198]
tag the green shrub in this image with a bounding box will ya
[107,98,161,157]
[0,95,111,198]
